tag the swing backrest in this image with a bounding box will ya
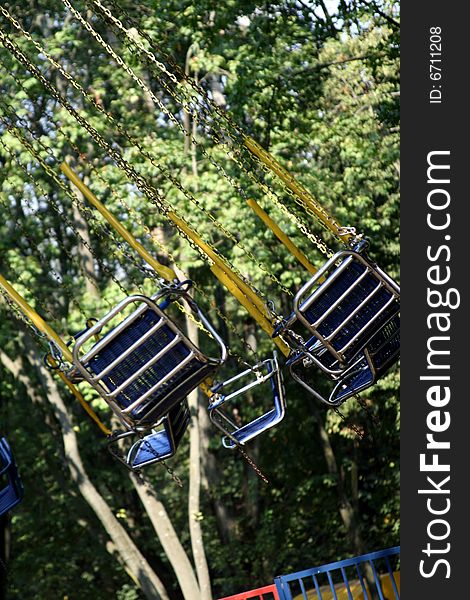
[0,437,24,517]
[282,249,400,374]
[72,292,227,429]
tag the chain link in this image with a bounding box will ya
[63,138,260,361]
[27,0,293,299]
[332,406,365,440]
[88,0,338,254]
[0,102,130,300]
[355,395,381,428]
[210,410,269,483]
[0,286,52,349]
[0,3,333,323]
[0,78,259,364]
[0,25,276,321]
[0,135,94,321]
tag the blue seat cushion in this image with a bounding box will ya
[0,438,23,517]
[224,408,283,447]
[330,314,400,404]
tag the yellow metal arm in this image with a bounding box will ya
[0,273,73,362]
[168,213,290,357]
[244,137,353,245]
[0,273,111,434]
[60,162,177,283]
[246,199,318,275]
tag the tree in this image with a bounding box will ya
[0,1,400,597]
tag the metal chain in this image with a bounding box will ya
[333,406,365,440]
[0,24,284,342]
[158,459,183,488]
[0,67,259,361]
[0,286,53,351]
[236,445,269,485]
[0,5,329,318]
[0,136,93,321]
[355,395,381,427]
[0,72,259,363]
[89,0,339,252]
[210,410,269,483]
[63,139,259,361]
[0,27,263,314]
[0,65,164,302]
[0,105,129,300]
[20,0,290,299]
[136,464,183,490]
[134,435,183,487]
[86,0,335,259]
[0,220,63,329]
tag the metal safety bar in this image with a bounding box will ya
[71,285,227,430]
[282,250,400,374]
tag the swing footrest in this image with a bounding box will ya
[72,294,224,429]
[277,250,400,373]
[108,400,190,470]
[208,353,286,448]
[0,437,24,517]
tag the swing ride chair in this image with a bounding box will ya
[109,399,191,471]
[69,281,228,469]
[0,437,24,517]
[274,242,400,407]
[208,352,286,449]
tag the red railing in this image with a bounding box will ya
[217,583,280,600]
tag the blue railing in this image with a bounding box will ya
[274,546,400,600]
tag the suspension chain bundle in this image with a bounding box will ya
[0,0,383,457]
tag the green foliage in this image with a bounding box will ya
[0,1,400,598]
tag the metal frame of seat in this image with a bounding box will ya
[71,284,227,430]
[0,437,24,517]
[278,249,400,376]
[208,353,286,448]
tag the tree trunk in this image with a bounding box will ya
[64,155,100,299]
[198,402,236,545]
[185,315,213,600]
[129,472,201,600]
[310,400,380,600]
[0,346,169,600]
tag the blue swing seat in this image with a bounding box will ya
[276,250,400,375]
[108,399,191,470]
[0,437,24,517]
[208,354,286,448]
[72,290,227,430]
[290,313,400,406]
